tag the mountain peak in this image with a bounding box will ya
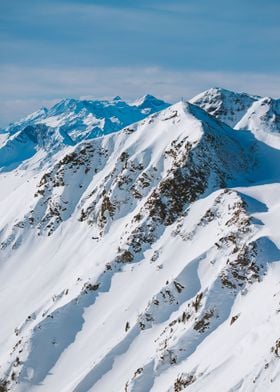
[50,98,83,114]
[191,86,260,128]
[193,86,262,102]
[112,95,122,101]
[133,94,169,114]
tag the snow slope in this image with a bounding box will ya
[0,90,280,392]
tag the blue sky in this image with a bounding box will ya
[1,0,279,125]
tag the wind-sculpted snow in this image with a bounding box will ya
[1,90,280,392]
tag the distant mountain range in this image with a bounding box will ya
[0,95,168,170]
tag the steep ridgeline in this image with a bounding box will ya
[0,97,280,392]
[190,87,260,128]
[191,87,280,135]
[0,95,169,170]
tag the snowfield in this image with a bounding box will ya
[0,88,280,392]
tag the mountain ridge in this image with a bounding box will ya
[1,88,280,392]
[0,95,169,171]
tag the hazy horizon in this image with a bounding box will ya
[1,0,279,126]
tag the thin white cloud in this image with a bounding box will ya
[0,65,279,126]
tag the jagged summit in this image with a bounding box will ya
[191,86,260,102]
[192,87,280,137]
[190,87,260,127]
[132,94,169,112]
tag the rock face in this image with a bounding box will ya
[0,89,280,392]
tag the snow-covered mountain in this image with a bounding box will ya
[0,95,169,170]
[191,87,280,136]
[190,87,260,128]
[1,88,280,392]
[235,97,280,134]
